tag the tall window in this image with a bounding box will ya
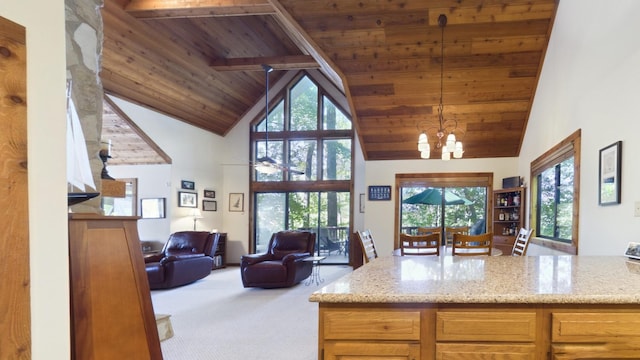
[251,73,353,264]
[530,130,581,254]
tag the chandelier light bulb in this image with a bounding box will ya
[453,141,464,159]
[446,133,456,151]
[420,148,430,159]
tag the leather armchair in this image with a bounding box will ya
[240,230,316,289]
[145,231,220,290]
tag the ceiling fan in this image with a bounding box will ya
[252,64,304,176]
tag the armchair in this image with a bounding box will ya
[145,231,220,289]
[240,230,316,289]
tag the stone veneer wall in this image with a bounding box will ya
[65,0,104,213]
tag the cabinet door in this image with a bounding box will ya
[324,341,420,360]
[436,343,536,360]
[552,344,640,359]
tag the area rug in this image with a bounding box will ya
[151,265,351,360]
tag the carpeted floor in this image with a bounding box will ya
[151,265,352,360]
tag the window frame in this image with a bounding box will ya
[249,71,354,254]
[529,129,581,254]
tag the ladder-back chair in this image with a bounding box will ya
[356,229,378,263]
[452,232,493,256]
[512,228,533,256]
[400,233,440,256]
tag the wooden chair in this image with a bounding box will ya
[417,226,441,235]
[452,232,493,256]
[512,228,533,256]
[445,226,469,246]
[355,229,378,264]
[400,233,440,256]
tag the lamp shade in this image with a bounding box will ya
[420,146,430,159]
[441,146,450,161]
[446,133,456,151]
[453,141,464,159]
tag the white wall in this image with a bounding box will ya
[109,164,172,241]
[0,1,69,358]
[363,158,519,256]
[519,0,640,255]
[109,97,226,236]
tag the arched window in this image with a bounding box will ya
[250,72,353,264]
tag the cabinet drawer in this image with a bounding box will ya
[493,236,515,247]
[552,313,640,342]
[323,310,420,340]
[552,343,640,359]
[325,341,420,360]
[436,311,536,342]
[436,343,536,360]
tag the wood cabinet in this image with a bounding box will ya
[212,232,227,270]
[68,214,162,360]
[320,306,422,359]
[492,186,526,255]
[319,304,640,359]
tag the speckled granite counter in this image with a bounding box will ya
[312,255,640,358]
[310,255,640,304]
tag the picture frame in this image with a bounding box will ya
[624,242,640,260]
[598,141,622,205]
[178,191,197,208]
[181,180,195,190]
[140,198,166,219]
[229,193,244,212]
[359,193,365,213]
[368,185,392,201]
[203,200,217,212]
[203,190,216,199]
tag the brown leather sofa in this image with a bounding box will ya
[145,231,220,290]
[240,230,316,289]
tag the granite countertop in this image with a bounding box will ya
[310,255,640,304]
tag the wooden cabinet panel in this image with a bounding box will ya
[323,309,421,341]
[324,341,420,360]
[551,344,640,359]
[552,313,640,342]
[436,311,537,342]
[436,343,537,360]
[69,215,162,360]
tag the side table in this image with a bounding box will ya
[303,256,326,286]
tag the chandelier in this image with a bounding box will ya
[417,14,463,160]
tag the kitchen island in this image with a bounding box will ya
[310,255,640,359]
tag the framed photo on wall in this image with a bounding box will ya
[178,191,197,208]
[203,200,217,212]
[203,190,216,199]
[599,141,622,205]
[229,193,244,212]
[140,198,166,219]
[181,180,195,190]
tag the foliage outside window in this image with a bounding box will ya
[251,72,353,262]
[530,130,581,254]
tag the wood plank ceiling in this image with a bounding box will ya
[101,0,559,162]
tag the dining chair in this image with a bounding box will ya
[452,232,493,256]
[512,228,534,256]
[417,226,441,235]
[445,226,470,246]
[400,233,440,256]
[355,229,378,263]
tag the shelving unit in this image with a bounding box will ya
[492,187,526,255]
[212,233,227,270]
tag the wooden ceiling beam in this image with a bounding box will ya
[124,0,275,18]
[210,55,318,71]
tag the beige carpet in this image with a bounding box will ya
[151,265,352,360]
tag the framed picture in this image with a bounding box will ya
[624,242,640,260]
[368,185,392,201]
[598,141,622,205]
[203,200,217,212]
[140,198,166,219]
[178,191,197,208]
[229,193,244,212]
[181,180,195,190]
[203,190,216,199]
[359,193,365,213]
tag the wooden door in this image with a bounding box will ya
[0,15,29,359]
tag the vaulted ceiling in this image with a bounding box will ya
[101,0,559,162]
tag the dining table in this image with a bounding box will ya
[394,245,503,256]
